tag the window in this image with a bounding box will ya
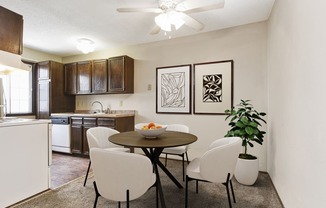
[0,63,33,115]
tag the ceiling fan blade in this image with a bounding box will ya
[117,8,163,13]
[178,13,204,31]
[149,25,161,35]
[177,0,225,13]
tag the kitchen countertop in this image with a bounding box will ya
[51,110,135,118]
[0,118,50,127]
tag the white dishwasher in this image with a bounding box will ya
[51,116,71,153]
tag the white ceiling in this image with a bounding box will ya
[0,0,275,57]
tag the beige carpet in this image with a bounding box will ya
[11,160,283,208]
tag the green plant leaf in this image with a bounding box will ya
[253,138,263,145]
[249,121,258,128]
[248,141,254,147]
[240,116,249,125]
[245,126,254,135]
[236,121,245,128]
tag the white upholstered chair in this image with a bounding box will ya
[90,148,157,208]
[162,124,190,181]
[83,127,129,186]
[185,137,242,208]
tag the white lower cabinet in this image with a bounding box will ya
[0,121,50,208]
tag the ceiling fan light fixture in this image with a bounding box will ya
[76,38,95,54]
[169,11,185,30]
[155,13,171,31]
[155,11,184,32]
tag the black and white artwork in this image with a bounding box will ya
[202,74,222,103]
[161,72,185,108]
[156,65,191,114]
[194,60,233,115]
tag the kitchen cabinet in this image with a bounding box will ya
[64,56,134,95]
[71,117,83,154]
[82,117,97,155]
[92,59,108,93]
[71,116,134,156]
[77,61,92,94]
[37,61,75,119]
[0,121,50,207]
[64,63,77,95]
[108,55,134,93]
[0,6,23,55]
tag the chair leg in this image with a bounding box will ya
[118,202,121,208]
[156,182,159,208]
[165,153,168,166]
[126,189,130,208]
[93,181,100,208]
[182,154,185,181]
[185,152,190,164]
[222,173,232,208]
[230,179,236,203]
[83,160,91,186]
[185,175,189,208]
[196,180,199,194]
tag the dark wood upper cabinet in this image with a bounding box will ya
[64,63,77,95]
[0,6,23,55]
[77,61,92,94]
[37,61,75,119]
[64,56,134,95]
[108,56,134,93]
[92,59,107,93]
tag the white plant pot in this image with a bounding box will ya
[234,157,259,185]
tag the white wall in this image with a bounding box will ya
[22,47,62,63]
[64,22,268,170]
[267,0,326,207]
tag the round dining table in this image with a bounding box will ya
[109,130,197,208]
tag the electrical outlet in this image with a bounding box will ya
[147,84,152,91]
[119,100,123,107]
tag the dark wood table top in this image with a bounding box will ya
[109,131,197,148]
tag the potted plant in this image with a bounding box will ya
[225,99,266,185]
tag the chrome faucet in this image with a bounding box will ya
[92,101,103,113]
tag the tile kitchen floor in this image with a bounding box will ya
[51,152,90,188]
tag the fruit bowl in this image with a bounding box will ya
[135,123,167,138]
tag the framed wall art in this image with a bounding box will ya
[193,60,234,115]
[156,64,191,114]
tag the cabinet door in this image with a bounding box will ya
[92,60,108,93]
[77,61,92,94]
[71,125,83,154]
[108,56,134,93]
[64,63,77,95]
[0,6,23,54]
[51,62,75,113]
[82,117,97,155]
[115,116,135,132]
[37,80,50,119]
[71,117,83,154]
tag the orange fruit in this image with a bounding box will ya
[147,122,155,129]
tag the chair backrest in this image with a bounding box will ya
[166,124,189,133]
[199,137,242,183]
[86,127,121,149]
[90,148,155,201]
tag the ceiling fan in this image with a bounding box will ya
[117,0,225,35]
